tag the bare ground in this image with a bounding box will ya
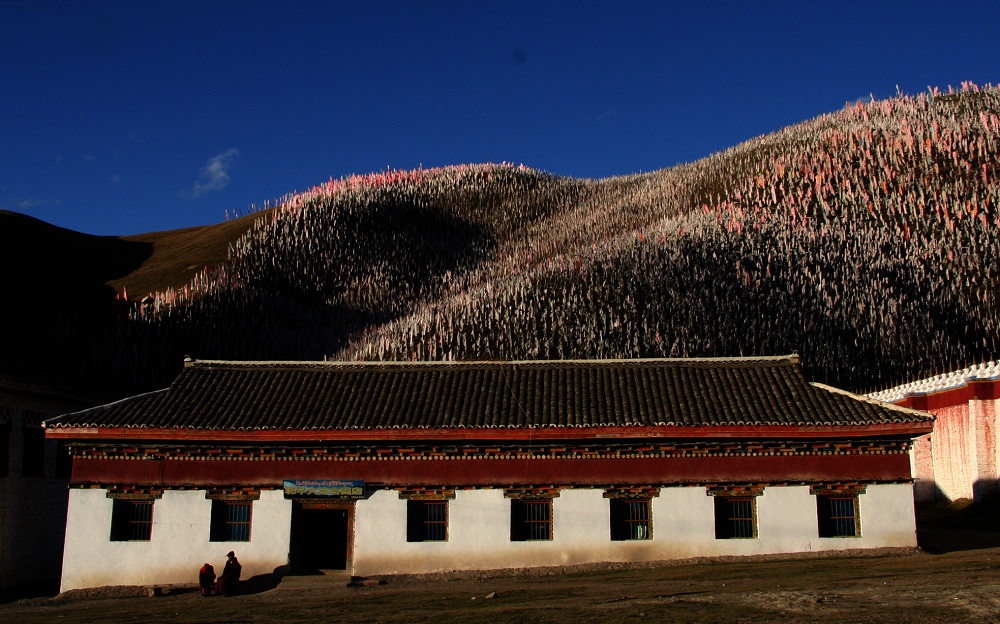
[2,540,999,624]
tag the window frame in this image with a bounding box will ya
[714,496,757,539]
[110,499,154,541]
[210,499,253,542]
[816,495,861,538]
[510,499,553,541]
[0,407,10,478]
[406,499,449,542]
[609,498,652,541]
[21,421,45,477]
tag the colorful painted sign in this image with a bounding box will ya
[283,479,365,498]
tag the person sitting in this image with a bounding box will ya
[198,563,216,596]
[219,551,242,596]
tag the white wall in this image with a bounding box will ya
[352,484,917,577]
[60,489,291,592]
[355,489,628,575]
[62,484,917,589]
[651,484,915,559]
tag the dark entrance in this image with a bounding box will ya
[289,501,351,572]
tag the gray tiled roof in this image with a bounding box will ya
[45,355,929,431]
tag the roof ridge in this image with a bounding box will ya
[43,387,169,427]
[185,354,801,369]
[810,382,934,421]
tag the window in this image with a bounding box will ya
[0,408,10,477]
[407,500,448,542]
[511,499,552,541]
[210,500,252,542]
[610,499,651,540]
[714,497,757,539]
[817,495,860,537]
[21,424,44,477]
[110,500,154,541]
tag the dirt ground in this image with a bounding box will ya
[2,535,999,624]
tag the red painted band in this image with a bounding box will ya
[70,453,912,488]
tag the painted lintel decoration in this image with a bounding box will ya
[809,483,869,497]
[604,486,661,499]
[206,488,262,501]
[706,485,766,498]
[396,487,457,500]
[105,487,163,500]
[504,486,564,499]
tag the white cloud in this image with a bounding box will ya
[188,148,240,198]
[17,198,45,209]
[26,198,61,209]
[4,196,62,211]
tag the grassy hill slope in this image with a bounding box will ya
[107,211,268,300]
[5,85,998,397]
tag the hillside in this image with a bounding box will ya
[107,211,269,299]
[5,84,998,396]
[0,211,262,393]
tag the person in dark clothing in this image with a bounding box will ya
[217,551,242,596]
[198,563,216,596]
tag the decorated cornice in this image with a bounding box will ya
[67,438,912,463]
[71,478,912,492]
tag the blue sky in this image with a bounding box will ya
[2,1,998,236]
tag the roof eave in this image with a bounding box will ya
[45,421,935,442]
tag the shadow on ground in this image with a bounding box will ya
[916,499,1000,553]
[238,567,288,594]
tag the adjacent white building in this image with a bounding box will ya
[868,361,1000,502]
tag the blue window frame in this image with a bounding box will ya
[210,500,252,542]
[817,496,860,537]
[110,500,153,541]
[714,497,756,539]
[406,500,448,542]
[511,499,552,541]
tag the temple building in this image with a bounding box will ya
[45,355,932,592]
[867,361,1000,503]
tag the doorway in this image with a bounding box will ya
[289,501,353,573]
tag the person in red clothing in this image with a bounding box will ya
[198,563,216,596]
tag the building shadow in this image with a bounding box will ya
[0,580,60,604]
[236,566,289,595]
[916,480,1000,553]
